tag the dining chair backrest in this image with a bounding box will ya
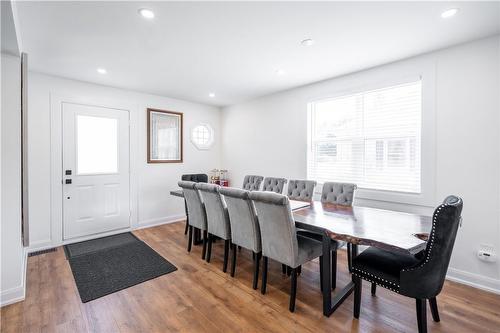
[248,191,298,267]
[242,175,263,191]
[321,182,357,206]
[178,181,207,230]
[181,174,208,183]
[400,195,463,299]
[286,180,317,202]
[196,183,231,240]
[219,187,261,253]
[262,177,287,194]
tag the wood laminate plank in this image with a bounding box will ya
[2,222,499,333]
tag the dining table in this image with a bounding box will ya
[170,189,432,317]
[293,202,431,316]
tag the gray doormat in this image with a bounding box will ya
[64,232,177,303]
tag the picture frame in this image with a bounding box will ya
[147,108,183,163]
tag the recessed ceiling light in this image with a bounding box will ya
[209,93,215,98]
[138,8,155,19]
[441,8,459,19]
[301,38,315,46]
[275,69,286,76]
[97,68,107,74]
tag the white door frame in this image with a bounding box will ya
[50,93,139,246]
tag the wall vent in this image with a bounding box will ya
[28,248,57,257]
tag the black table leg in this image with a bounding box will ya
[322,233,332,315]
[322,235,358,317]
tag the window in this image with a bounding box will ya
[191,124,214,150]
[307,80,422,193]
[77,115,118,174]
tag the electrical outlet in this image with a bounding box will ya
[477,244,497,263]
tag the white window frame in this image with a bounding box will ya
[306,60,436,207]
[190,123,214,150]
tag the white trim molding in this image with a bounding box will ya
[49,93,139,245]
[0,249,28,307]
[307,58,437,207]
[447,267,500,295]
[136,214,186,230]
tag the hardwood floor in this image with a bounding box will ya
[2,221,500,332]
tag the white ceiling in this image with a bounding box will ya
[15,1,500,107]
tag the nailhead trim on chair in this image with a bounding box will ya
[401,202,449,273]
[352,271,400,293]
[352,267,400,289]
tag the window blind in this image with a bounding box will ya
[307,80,422,193]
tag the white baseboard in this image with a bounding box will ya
[446,267,500,295]
[136,214,186,230]
[27,239,54,253]
[0,286,25,307]
[0,249,27,307]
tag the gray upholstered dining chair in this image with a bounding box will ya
[262,177,288,194]
[287,180,356,289]
[321,182,357,206]
[196,183,232,272]
[286,179,317,202]
[219,187,262,289]
[320,182,358,279]
[181,174,208,234]
[242,175,264,191]
[178,181,208,259]
[285,179,316,275]
[248,191,323,312]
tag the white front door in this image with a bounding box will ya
[62,102,130,240]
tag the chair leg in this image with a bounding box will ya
[230,243,237,277]
[347,243,352,272]
[252,252,261,290]
[286,266,291,276]
[371,283,377,296]
[319,255,324,290]
[261,256,268,294]
[183,200,189,235]
[331,250,337,290]
[206,234,212,263]
[289,268,298,312]
[297,265,302,275]
[282,264,286,274]
[429,297,440,322]
[201,230,207,260]
[187,226,193,252]
[353,276,362,319]
[416,298,428,333]
[223,240,230,272]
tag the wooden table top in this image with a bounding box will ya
[293,202,431,255]
[170,189,430,254]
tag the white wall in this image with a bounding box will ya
[221,36,500,293]
[1,53,26,306]
[28,72,222,249]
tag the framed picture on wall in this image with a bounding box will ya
[147,108,183,163]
